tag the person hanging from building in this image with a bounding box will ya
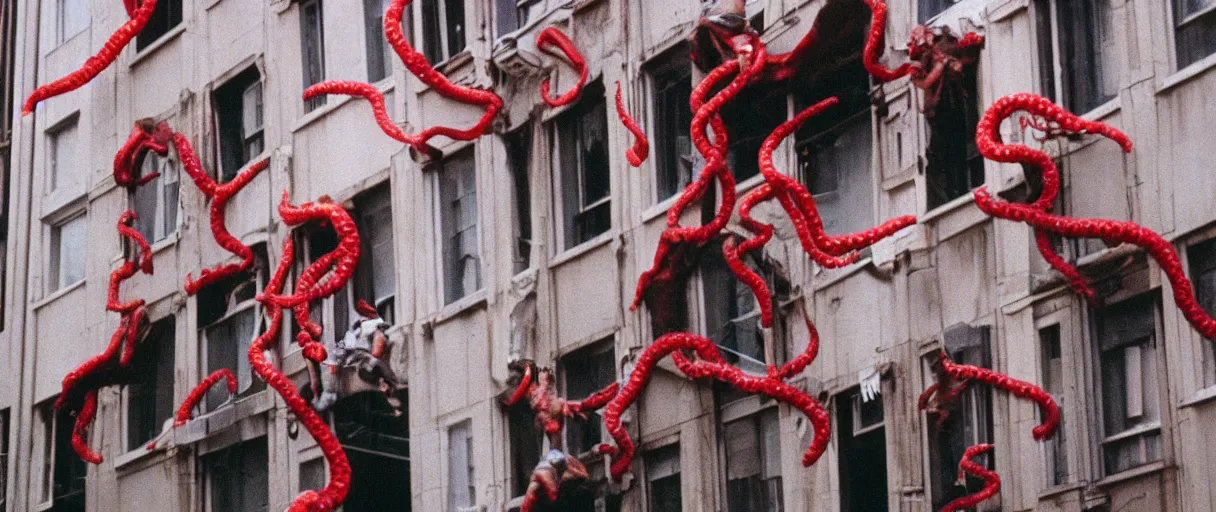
[303,300,403,414]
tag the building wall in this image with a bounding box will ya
[2,0,1216,511]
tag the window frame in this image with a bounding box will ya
[559,340,616,458]
[124,315,177,452]
[198,263,267,412]
[201,436,270,512]
[504,126,533,275]
[644,442,682,512]
[211,66,265,183]
[134,0,182,52]
[1169,0,1216,70]
[1185,232,1216,392]
[552,86,612,252]
[645,45,694,203]
[47,211,86,294]
[47,117,79,193]
[718,405,783,512]
[420,0,467,66]
[130,142,181,245]
[695,244,786,377]
[435,147,481,306]
[446,419,476,511]
[363,0,395,83]
[299,0,327,113]
[1035,0,1120,115]
[36,400,85,511]
[56,0,87,45]
[1034,304,1080,489]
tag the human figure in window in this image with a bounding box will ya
[301,300,403,414]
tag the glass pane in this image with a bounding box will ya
[447,421,473,509]
[56,216,86,289]
[653,56,693,200]
[50,122,78,191]
[421,0,443,63]
[1059,0,1119,113]
[444,0,466,57]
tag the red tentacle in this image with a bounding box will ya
[174,369,238,427]
[71,391,102,465]
[304,81,413,144]
[573,382,619,413]
[504,365,534,407]
[937,351,1060,440]
[861,0,917,81]
[537,27,589,108]
[23,0,160,115]
[939,444,1000,512]
[615,82,649,167]
[114,120,173,189]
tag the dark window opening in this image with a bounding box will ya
[198,244,269,411]
[723,409,782,512]
[1173,0,1216,69]
[439,148,480,304]
[918,0,955,22]
[300,0,327,112]
[364,0,394,82]
[1092,293,1162,476]
[646,444,681,512]
[46,403,85,512]
[838,389,888,512]
[925,63,983,210]
[1189,238,1216,387]
[1039,324,1069,485]
[508,401,542,498]
[421,0,465,65]
[927,324,994,511]
[556,82,610,249]
[1056,0,1118,114]
[204,437,269,512]
[721,83,786,184]
[0,408,8,511]
[506,127,533,274]
[127,316,176,450]
[648,45,693,201]
[701,244,788,376]
[333,391,412,511]
[353,184,396,324]
[212,66,264,182]
[561,341,615,456]
[135,0,182,51]
[795,58,874,236]
[1033,0,1058,102]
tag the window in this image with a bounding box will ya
[127,316,175,450]
[918,0,956,22]
[0,409,8,511]
[48,119,78,192]
[648,48,693,201]
[198,246,268,411]
[57,0,87,44]
[701,246,786,376]
[1037,0,1119,115]
[134,0,181,51]
[2,0,19,142]
[796,59,874,236]
[1039,324,1069,486]
[203,437,269,512]
[38,401,85,510]
[132,144,179,243]
[505,127,532,274]
[447,420,475,511]
[299,457,325,494]
[838,389,888,512]
[507,401,542,498]
[562,342,615,456]
[724,409,782,512]
[1092,293,1162,476]
[421,0,465,64]
[364,0,394,82]
[646,444,681,512]
[555,82,610,250]
[50,213,85,292]
[439,148,480,304]
[721,83,786,183]
[213,67,264,182]
[300,0,326,112]
[354,184,397,323]
[926,324,993,510]
[1188,238,1216,387]
[332,390,412,510]
[1173,0,1216,68]
[494,0,520,37]
[924,62,983,210]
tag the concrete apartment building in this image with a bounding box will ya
[0,0,1215,510]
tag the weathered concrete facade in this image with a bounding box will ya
[2,0,1216,510]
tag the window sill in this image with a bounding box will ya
[921,190,977,224]
[292,82,395,134]
[435,289,488,325]
[32,280,85,311]
[1158,52,1216,95]
[149,230,181,256]
[1180,385,1216,409]
[735,172,766,195]
[1080,99,1121,123]
[1037,481,1086,501]
[1094,461,1167,488]
[812,257,875,292]
[641,193,681,225]
[550,231,614,268]
[114,441,166,470]
[129,24,186,69]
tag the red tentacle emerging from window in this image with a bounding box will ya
[939,444,1001,512]
[924,351,1060,441]
[114,120,174,190]
[174,369,238,427]
[861,0,917,81]
[23,0,160,115]
[615,82,649,167]
[537,27,589,108]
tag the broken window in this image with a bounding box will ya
[364,0,394,82]
[505,127,533,274]
[127,316,176,451]
[1036,0,1119,115]
[701,246,786,376]
[723,408,783,512]
[332,391,412,511]
[561,341,615,456]
[132,141,180,243]
[838,389,888,512]
[1039,324,1069,486]
[918,0,955,22]
[38,401,85,510]
[508,400,542,499]
[648,46,693,202]
[555,81,611,250]
[57,0,86,44]
[1092,293,1162,476]
[212,66,264,182]
[135,0,181,51]
[203,437,270,512]
[795,59,874,236]
[646,443,681,512]
[926,324,994,511]
[49,213,85,292]
[439,148,480,304]
[721,83,786,183]
[421,0,465,65]
[1188,238,1216,387]
[48,118,78,191]
[924,62,983,210]
[198,244,268,411]
[1173,0,1216,69]
[447,420,475,511]
[300,0,327,112]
